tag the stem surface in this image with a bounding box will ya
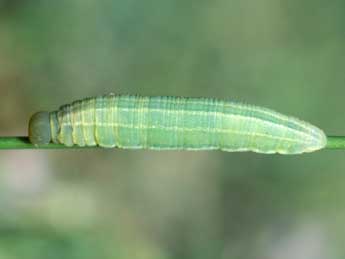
[326,136,345,149]
[0,136,344,150]
[0,137,91,150]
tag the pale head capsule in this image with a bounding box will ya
[28,112,51,145]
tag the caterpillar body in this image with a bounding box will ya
[28,94,327,154]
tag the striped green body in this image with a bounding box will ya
[49,94,326,154]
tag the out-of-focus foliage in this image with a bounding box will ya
[0,1,345,258]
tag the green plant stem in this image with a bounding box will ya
[326,136,345,149]
[0,137,91,150]
[0,136,344,150]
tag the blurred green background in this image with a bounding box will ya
[0,0,345,258]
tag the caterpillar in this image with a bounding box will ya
[28,94,327,154]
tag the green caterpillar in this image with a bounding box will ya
[28,94,327,154]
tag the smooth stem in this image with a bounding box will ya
[0,136,344,150]
[0,137,93,150]
[326,136,345,149]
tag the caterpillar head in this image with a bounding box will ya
[28,112,51,145]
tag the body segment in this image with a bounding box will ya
[34,94,327,154]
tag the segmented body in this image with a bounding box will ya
[48,94,327,154]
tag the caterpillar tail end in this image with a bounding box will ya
[28,112,51,145]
